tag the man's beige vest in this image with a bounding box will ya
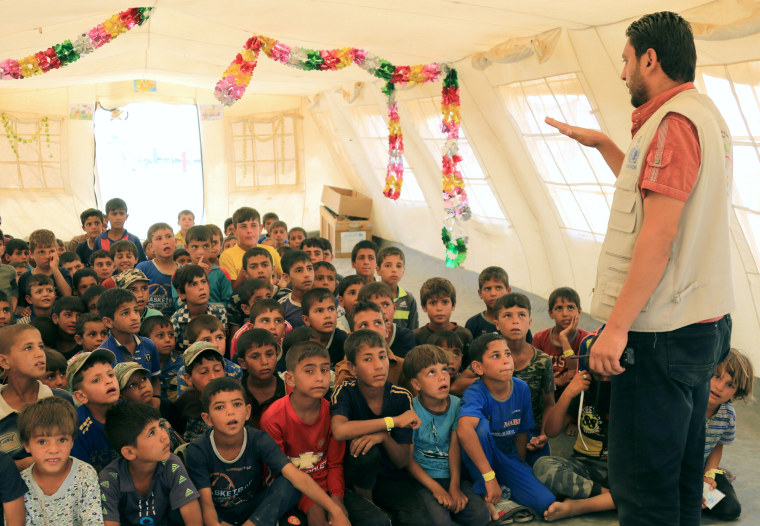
[590,89,735,331]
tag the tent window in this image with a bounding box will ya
[349,104,425,202]
[93,102,204,239]
[500,73,613,238]
[0,114,63,190]
[231,114,300,188]
[405,97,508,222]
[696,63,760,265]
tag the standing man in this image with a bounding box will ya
[546,11,733,526]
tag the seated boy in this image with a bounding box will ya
[331,329,431,525]
[0,325,74,469]
[428,331,465,383]
[376,246,418,330]
[75,208,104,267]
[530,287,590,400]
[351,240,378,283]
[186,377,350,526]
[266,220,289,248]
[115,268,162,321]
[337,275,365,333]
[16,229,73,314]
[72,312,110,357]
[170,264,228,350]
[259,211,279,243]
[173,342,226,442]
[263,341,391,526]
[93,197,147,262]
[59,252,84,276]
[97,289,161,392]
[414,278,472,350]
[465,266,510,339]
[42,348,69,390]
[81,285,106,314]
[302,287,347,366]
[109,239,139,274]
[5,238,31,273]
[359,282,415,358]
[101,401,201,525]
[457,333,555,518]
[174,248,192,267]
[228,279,274,346]
[302,238,325,263]
[68,349,121,472]
[236,328,288,428]
[288,226,307,249]
[219,206,283,290]
[313,261,338,295]
[18,397,102,525]
[223,248,277,333]
[176,209,195,248]
[206,223,225,267]
[51,296,86,356]
[140,315,181,402]
[72,268,98,297]
[278,250,315,329]
[403,345,490,526]
[16,274,56,324]
[136,222,178,316]
[179,225,232,306]
[230,297,289,361]
[89,250,115,284]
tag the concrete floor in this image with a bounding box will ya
[333,239,759,524]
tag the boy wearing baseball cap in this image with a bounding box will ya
[174,341,226,442]
[115,268,162,321]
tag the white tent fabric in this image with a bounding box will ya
[1,0,759,366]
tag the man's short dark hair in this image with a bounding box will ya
[105,197,128,213]
[172,264,206,294]
[285,341,329,372]
[358,282,393,303]
[53,296,85,317]
[350,240,378,263]
[186,225,212,244]
[347,301,384,331]
[242,247,273,269]
[201,377,246,413]
[402,344,450,380]
[493,292,531,316]
[377,246,405,265]
[110,240,138,258]
[59,252,81,266]
[104,401,161,454]
[344,329,385,364]
[338,275,365,297]
[73,268,98,290]
[626,11,696,83]
[301,288,334,317]
[97,288,136,320]
[469,333,506,363]
[89,249,111,266]
[75,312,103,336]
[232,206,261,226]
[79,208,104,226]
[548,287,581,311]
[281,250,312,275]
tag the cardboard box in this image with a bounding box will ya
[320,206,373,258]
[321,185,373,219]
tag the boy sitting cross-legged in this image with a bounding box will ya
[236,328,289,428]
[279,250,314,329]
[414,277,472,350]
[330,330,432,526]
[457,333,555,519]
[186,377,351,526]
[170,264,228,350]
[376,246,418,330]
[0,325,75,470]
[262,341,390,526]
[358,282,415,358]
[302,287,347,367]
[402,345,490,526]
[100,401,202,526]
[68,349,121,472]
[136,222,178,317]
[18,397,103,525]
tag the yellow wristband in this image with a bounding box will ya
[384,416,395,432]
[562,349,575,358]
[482,470,496,482]
[704,468,723,479]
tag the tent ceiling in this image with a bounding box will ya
[0,0,712,94]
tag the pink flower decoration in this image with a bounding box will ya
[423,63,441,81]
[320,50,340,70]
[88,25,111,47]
[391,66,410,84]
[245,36,263,52]
[0,59,22,79]
[270,42,291,64]
[350,48,367,65]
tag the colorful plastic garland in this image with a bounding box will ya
[0,8,152,80]
[215,35,471,267]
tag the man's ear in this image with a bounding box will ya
[121,445,137,461]
[73,389,89,405]
[471,360,484,377]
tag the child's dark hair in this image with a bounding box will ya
[89,249,111,267]
[79,208,104,225]
[428,330,463,350]
[82,285,106,307]
[317,237,332,253]
[223,217,233,231]
[286,341,330,372]
[172,264,206,293]
[288,226,307,238]
[104,401,161,454]
[59,252,81,266]
[178,209,195,220]
[232,206,261,226]
[201,377,246,412]
[242,247,273,269]
[716,348,755,402]
[139,315,172,338]
[478,266,509,290]
[344,329,385,364]
[71,355,113,391]
[186,225,212,244]
[469,333,506,363]
[548,286,581,311]
[237,328,278,359]
[250,299,285,324]
[6,238,28,255]
[358,282,393,303]
[105,197,127,213]
[75,312,102,336]
[402,344,450,380]
[281,249,312,275]
[173,248,190,262]
[97,288,137,319]
[301,288,334,316]
[28,229,56,251]
[110,240,138,258]
[347,301,384,331]
[301,238,323,251]
[420,277,456,306]
[377,246,405,265]
[262,212,279,225]
[282,326,319,356]
[186,349,224,376]
[53,296,85,316]
[147,222,173,241]
[31,318,58,347]
[313,261,336,273]
[270,220,288,232]
[0,290,9,305]
[338,275,365,297]
[44,348,68,373]
[350,240,378,263]
[187,314,224,344]
[73,268,98,290]
[493,292,531,316]
[26,273,54,295]
[237,279,273,306]
[207,224,223,242]
[18,397,77,443]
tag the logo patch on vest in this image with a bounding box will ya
[626,144,641,170]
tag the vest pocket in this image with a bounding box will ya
[607,190,637,234]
